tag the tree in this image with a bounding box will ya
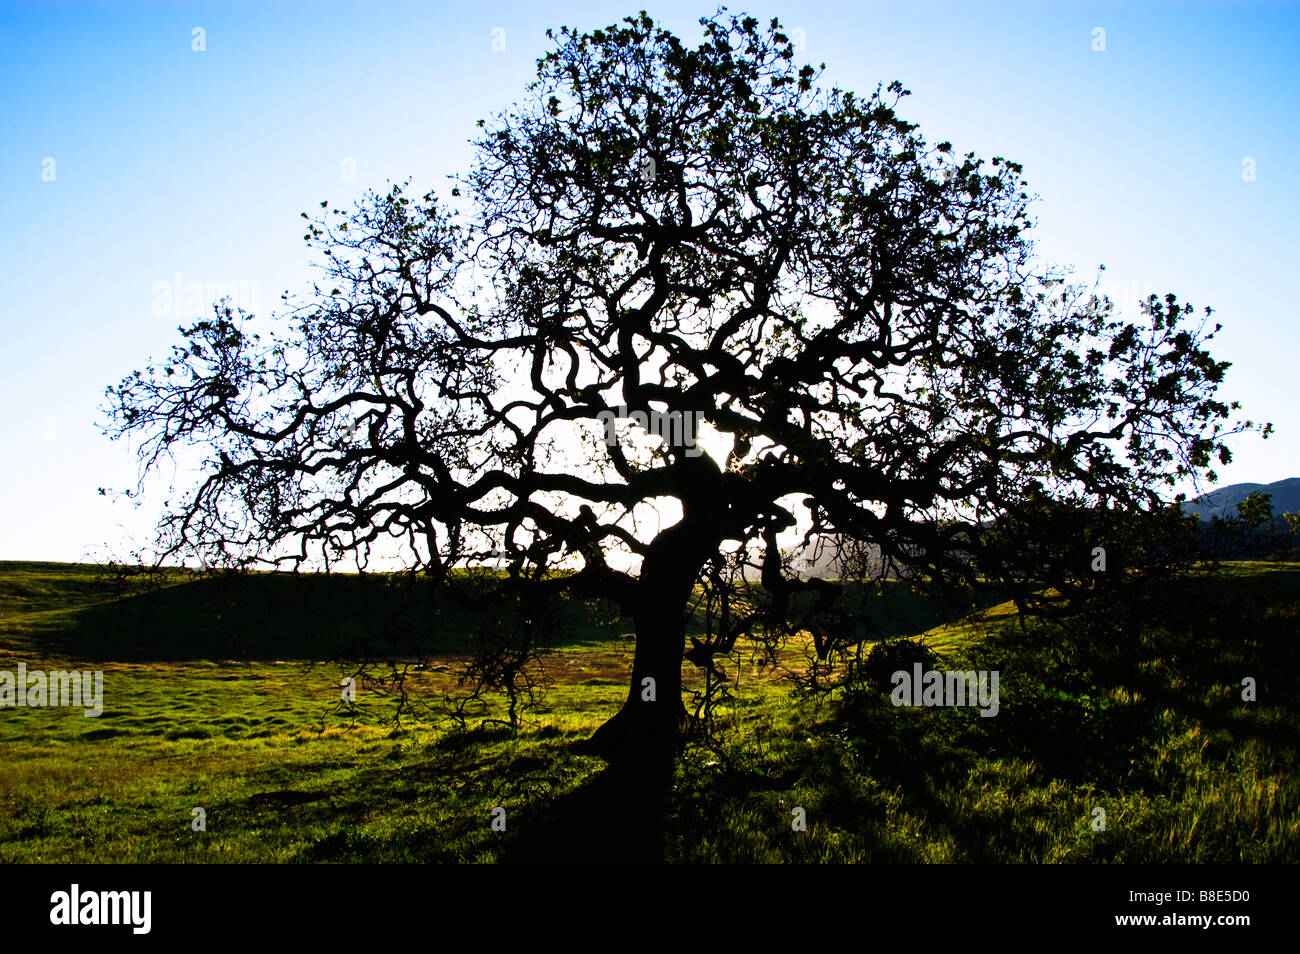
[103,11,1264,755]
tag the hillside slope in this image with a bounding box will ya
[1183,477,1300,520]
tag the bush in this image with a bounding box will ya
[854,637,940,693]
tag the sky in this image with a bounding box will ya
[1,0,1297,564]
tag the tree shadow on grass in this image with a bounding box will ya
[500,747,676,863]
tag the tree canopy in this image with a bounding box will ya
[104,11,1264,753]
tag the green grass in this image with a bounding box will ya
[1,560,1297,862]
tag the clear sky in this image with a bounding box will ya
[1,0,1297,563]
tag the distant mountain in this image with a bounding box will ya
[1181,478,1300,521]
[784,479,1300,579]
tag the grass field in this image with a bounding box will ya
[1,560,1297,862]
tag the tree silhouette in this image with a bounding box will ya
[104,11,1263,754]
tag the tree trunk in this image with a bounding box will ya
[588,581,690,756]
[584,503,720,758]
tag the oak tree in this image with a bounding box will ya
[104,12,1260,753]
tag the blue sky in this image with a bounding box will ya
[1,0,1297,562]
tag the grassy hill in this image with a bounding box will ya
[1,560,1297,862]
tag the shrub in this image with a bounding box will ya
[854,637,940,694]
